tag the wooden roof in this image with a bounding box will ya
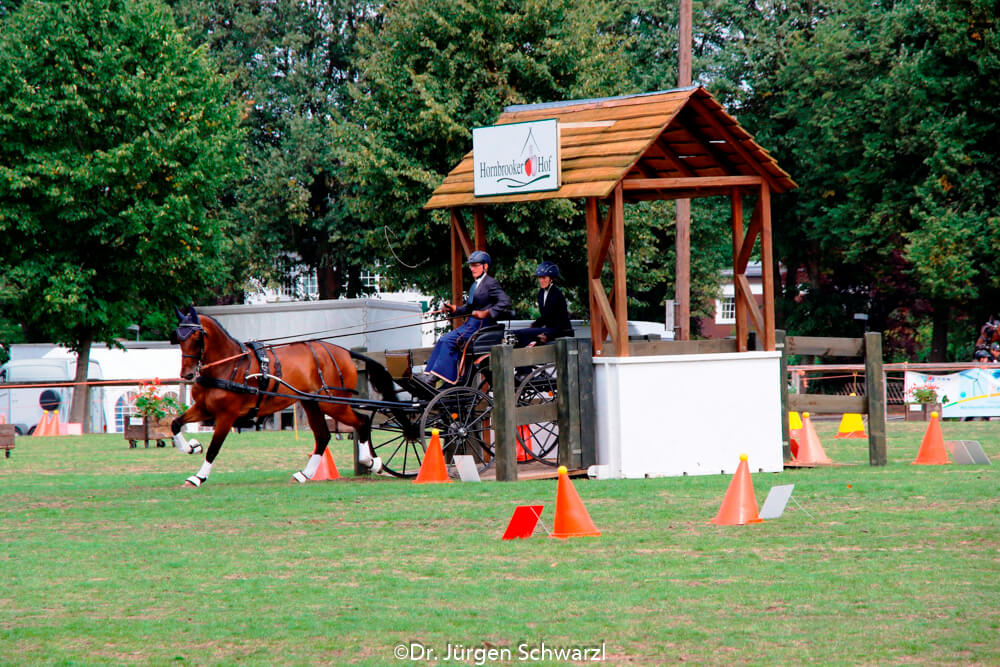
[424,86,796,209]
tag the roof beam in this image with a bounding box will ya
[647,137,697,177]
[622,176,762,191]
[672,110,742,175]
[686,96,775,183]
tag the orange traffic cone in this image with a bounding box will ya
[311,447,341,481]
[795,412,833,464]
[516,426,532,462]
[0,414,6,424]
[33,410,57,437]
[835,394,867,438]
[912,412,950,465]
[550,466,600,538]
[414,429,451,484]
[711,454,763,525]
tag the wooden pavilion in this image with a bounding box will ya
[424,86,796,356]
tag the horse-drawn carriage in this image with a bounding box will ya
[168,307,559,487]
[367,323,560,478]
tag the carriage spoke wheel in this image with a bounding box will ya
[515,363,560,466]
[420,387,495,478]
[372,409,425,478]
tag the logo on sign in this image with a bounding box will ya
[473,119,560,197]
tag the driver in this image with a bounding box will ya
[424,251,511,384]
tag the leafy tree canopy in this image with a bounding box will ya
[0,0,244,419]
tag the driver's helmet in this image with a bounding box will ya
[534,261,560,279]
[992,342,1000,352]
[468,250,491,266]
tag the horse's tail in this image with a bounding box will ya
[348,350,417,438]
[348,350,400,403]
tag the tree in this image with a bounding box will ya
[745,0,1000,359]
[0,0,244,427]
[169,0,380,299]
[339,0,635,317]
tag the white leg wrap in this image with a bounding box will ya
[357,441,382,474]
[292,454,322,484]
[304,454,322,477]
[357,441,373,466]
[173,432,202,455]
[185,460,212,487]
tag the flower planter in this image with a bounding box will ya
[124,415,175,448]
[904,402,943,422]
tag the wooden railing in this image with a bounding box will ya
[778,331,887,466]
[490,338,595,481]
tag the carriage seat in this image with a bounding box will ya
[468,325,507,354]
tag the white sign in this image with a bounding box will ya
[473,119,560,197]
[905,369,1000,418]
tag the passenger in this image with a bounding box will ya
[424,251,511,385]
[512,261,573,347]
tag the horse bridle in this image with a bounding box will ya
[177,323,206,372]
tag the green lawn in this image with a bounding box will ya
[1,420,997,665]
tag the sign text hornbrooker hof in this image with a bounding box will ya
[473,118,561,197]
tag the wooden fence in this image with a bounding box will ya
[778,330,887,466]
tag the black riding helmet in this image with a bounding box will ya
[534,261,560,279]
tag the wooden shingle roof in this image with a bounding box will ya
[424,86,796,209]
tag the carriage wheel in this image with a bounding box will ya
[515,363,560,466]
[420,386,495,477]
[372,409,425,479]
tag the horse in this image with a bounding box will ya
[168,306,406,487]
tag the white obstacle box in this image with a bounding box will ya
[592,352,784,478]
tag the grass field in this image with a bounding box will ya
[1,419,998,665]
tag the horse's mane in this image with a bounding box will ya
[199,313,244,350]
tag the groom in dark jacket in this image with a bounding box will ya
[425,250,511,384]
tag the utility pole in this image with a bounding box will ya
[674,0,693,340]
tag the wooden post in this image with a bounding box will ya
[864,332,887,466]
[776,330,790,461]
[731,190,747,352]
[611,183,629,357]
[450,210,464,330]
[676,0,692,341]
[490,343,517,481]
[576,338,597,468]
[351,346,369,476]
[760,182,775,350]
[585,197,604,355]
[555,339,581,469]
[473,208,486,251]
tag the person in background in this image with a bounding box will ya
[512,261,573,347]
[424,251,511,384]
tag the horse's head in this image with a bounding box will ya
[170,306,204,380]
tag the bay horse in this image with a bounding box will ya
[168,306,405,487]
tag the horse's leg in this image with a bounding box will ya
[170,404,212,455]
[321,404,382,474]
[183,412,236,488]
[348,407,382,474]
[292,401,332,483]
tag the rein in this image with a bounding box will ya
[180,311,471,375]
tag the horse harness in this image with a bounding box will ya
[195,339,357,425]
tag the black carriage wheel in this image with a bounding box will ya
[419,386,495,477]
[372,410,425,479]
[515,363,560,465]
